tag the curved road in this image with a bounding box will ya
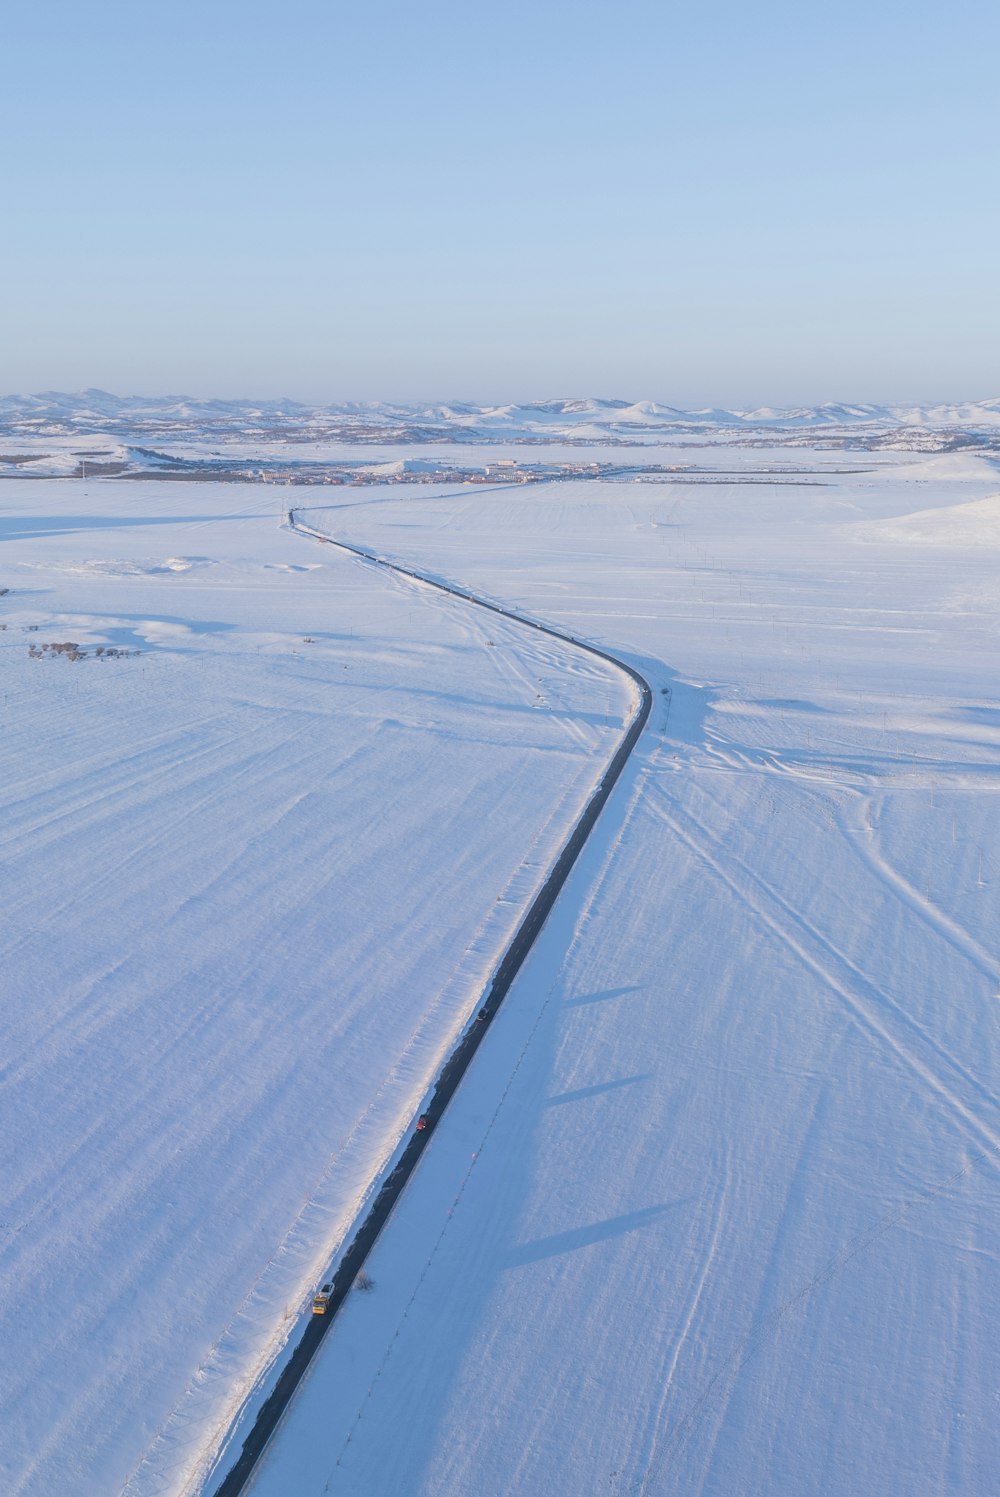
[211,508,652,1496]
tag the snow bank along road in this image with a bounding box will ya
[209,511,652,1495]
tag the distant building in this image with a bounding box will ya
[484,460,521,480]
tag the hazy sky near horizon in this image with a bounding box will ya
[3,0,999,406]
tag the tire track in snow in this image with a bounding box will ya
[647,786,1000,1166]
[655,1080,833,1495]
[636,1131,994,1492]
[840,794,998,980]
[629,1141,731,1496]
[391,562,617,756]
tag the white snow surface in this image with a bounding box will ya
[4,446,1000,1497]
[854,492,1000,548]
[0,480,628,1497]
[246,454,1000,1497]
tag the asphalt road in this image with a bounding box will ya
[210,509,652,1496]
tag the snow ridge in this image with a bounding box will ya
[4,390,1000,443]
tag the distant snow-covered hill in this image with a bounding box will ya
[2,389,1000,445]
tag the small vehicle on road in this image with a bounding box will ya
[312,1283,333,1315]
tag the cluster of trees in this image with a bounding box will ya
[28,641,86,661]
[26,641,141,662]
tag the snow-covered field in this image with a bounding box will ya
[0,479,628,1497]
[245,449,1000,1496]
[3,441,1000,1496]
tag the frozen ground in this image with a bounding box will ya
[0,479,629,1497]
[3,443,1000,1497]
[244,448,1000,1496]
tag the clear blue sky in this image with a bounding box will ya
[3,0,998,405]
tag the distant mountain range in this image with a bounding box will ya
[3,390,1000,445]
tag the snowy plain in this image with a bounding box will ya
[2,440,1000,1496]
[245,449,1000,1497]
[0,477,628,1497]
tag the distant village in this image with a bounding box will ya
[262,458,625,486]
[0,450,828,486]
[252,458,708,487]
[65,456,696,485]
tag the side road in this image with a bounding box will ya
[210,508,652,1496]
